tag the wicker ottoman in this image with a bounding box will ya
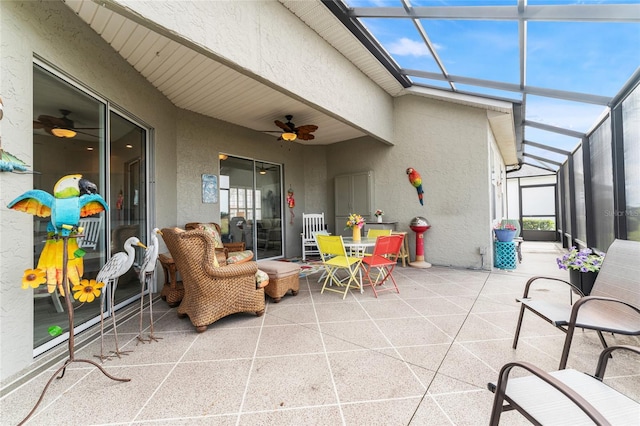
[258,260,300,303]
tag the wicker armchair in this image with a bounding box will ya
[161,227,265,332]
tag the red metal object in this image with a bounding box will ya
[409,217,431,268]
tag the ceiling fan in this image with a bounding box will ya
[33,109,99,138]
[264,115,318,141]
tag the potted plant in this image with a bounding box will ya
[493,222,517,242]
[556,246,605,295]
[374,209,384,223]
[345,213,365,241]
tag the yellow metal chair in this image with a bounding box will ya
[316,235,362,299]
[366,229,392,238]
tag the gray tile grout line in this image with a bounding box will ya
[407,270,493,425]
[129,328,203,425]
[235,292,269,426]
[306,274,348,425]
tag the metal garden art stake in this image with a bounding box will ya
[137,228,163,344]
[8,175,130,425]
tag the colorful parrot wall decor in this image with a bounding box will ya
[287,186,295,224]
[406,167,424,206]
[8,174,109,294]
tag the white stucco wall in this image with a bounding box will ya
[173,110,320,258]
[326,95,495,269]
[0,0,177,381]
[111,0,394,142]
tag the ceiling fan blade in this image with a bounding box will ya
[298,133,315,141]
[296,124,318,134]
[274,120,294,132]
[33,121,46,129]
[38,115,67,128]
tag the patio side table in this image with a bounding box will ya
[158,252,184,307]
[494,241,517,270]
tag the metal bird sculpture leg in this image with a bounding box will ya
[136,228,162,344]
[94,277,124,361]
[136,270,162,344]
[94,236,146,361]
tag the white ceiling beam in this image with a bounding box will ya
[350,5,640,22]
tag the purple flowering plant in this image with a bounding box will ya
[556,246,604,273]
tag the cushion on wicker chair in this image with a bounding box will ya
[227,250,254,265]
[196,223,224,248]
[256,269,269,289]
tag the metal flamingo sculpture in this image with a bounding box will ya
[137,228,162,344]
[95,236,146,361]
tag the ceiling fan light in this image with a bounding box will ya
[259,167,267,175]
[219,154,228,160]
[281,132,297,141]
[51,128,76,138]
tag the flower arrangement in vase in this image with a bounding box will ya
[557,246,604,295]
[374,209,384,223]
[345,213,365,241]
[556,246,604,273]
[493,221,517,242]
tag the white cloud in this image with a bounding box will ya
[387,38,437,57]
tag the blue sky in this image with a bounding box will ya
[343,0,639,157]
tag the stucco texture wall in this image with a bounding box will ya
[0,0,177,381]
[326,95,493,269]
[174,110,326,259]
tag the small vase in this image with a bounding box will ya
[377,216,382,223]
[352,227,361,241]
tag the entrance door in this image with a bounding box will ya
[219,156,283,259]
[521,185,558,241]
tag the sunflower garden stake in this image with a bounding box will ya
[8,174,130,425]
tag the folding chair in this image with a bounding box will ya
[316,235,362,299]
[488,345,640,425]
[362,228,392,256]
[360,234,404,297]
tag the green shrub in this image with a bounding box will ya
[523,218,555,230]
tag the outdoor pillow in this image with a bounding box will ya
[226,250,254,265]
[256,269,269,289]
[196,223,224,248]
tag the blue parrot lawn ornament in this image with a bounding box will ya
[8,174,108,291]
[8,174,107,236]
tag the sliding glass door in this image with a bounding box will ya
[32,62,149,354]
[219,156,283,259]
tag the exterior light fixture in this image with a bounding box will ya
[281,132,297,141]
[219,154,228,160]
[86,147,94,151]
[125,144,133,148]
[51,128,76,138]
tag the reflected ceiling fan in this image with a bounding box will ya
[33,109,99,138]
[263,115,318,141]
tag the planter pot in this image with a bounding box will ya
[494,229,516,242]
[569,269,598,296]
